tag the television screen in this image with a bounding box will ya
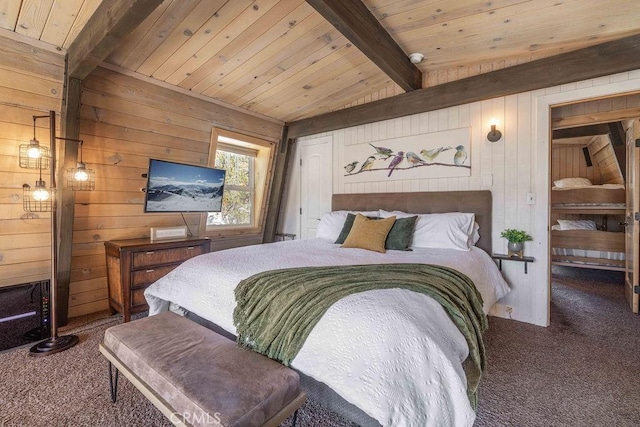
[144,159,226,213]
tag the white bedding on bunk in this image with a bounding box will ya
[145,238,510,427]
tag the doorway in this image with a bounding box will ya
[549,96,640,314]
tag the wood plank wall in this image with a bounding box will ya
[68,66,283,317]
[551,144,602,184]
[0,32,64,288]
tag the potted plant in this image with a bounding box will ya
[500,228,533,258]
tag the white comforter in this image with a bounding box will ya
[145,239,510,427]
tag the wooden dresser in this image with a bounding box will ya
[104,238,210,322]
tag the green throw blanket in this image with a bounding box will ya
[233,263,488,408]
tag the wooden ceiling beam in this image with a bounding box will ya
[66,0,164,79]
[305,0,421,92]
[553,124,612,139]
[288,34,640,138]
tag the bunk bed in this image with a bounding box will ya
[551,181,626,271]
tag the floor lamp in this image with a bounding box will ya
[21,111,84,356]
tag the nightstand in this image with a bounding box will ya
[492,253,535,274]
[105,238,210,322]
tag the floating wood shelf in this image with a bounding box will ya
[492,254,535,274]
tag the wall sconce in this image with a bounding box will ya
[487,118,502,142]
[67,141,95,191]
[19,116,50,169]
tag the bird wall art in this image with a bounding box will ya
[343,128,471,181]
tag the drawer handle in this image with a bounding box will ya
[187,246,195,250]
[145,251,155,255]
[146,269,155,273]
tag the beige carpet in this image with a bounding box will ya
[1,267,638,426]
[0,313,354,427]
[0,315,171,427]
[475,266,640,427]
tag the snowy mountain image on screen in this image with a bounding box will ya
[146,182,224,212]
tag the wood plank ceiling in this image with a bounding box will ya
[2,0,640,123]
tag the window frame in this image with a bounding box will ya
[199,128,275,238]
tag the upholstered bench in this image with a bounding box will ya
[99,312,306,427]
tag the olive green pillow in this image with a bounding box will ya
[385,215,417,251]
[336,213,416,251]
[341,214,396,253]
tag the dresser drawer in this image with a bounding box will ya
[131,264,177,289]
[132,245,205,268]
[131,288,148,308]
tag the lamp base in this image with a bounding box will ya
[29,334,79,357]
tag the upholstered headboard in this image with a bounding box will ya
[332,190,492,254]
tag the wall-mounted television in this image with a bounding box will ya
[143,159,226,213]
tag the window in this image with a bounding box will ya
[202,128,274,236]
[207,148,254,226]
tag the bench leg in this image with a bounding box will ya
[292,409,299,427]
[108,361,119,403]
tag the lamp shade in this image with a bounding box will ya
[23,181,53,212]
[67,161,95,191]
[19,140,50,169]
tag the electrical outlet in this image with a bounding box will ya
[506,306,513,314]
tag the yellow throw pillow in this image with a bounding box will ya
[341,214,396,253]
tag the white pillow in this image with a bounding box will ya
[380,210,475,250]
[557,219,597,231]
[316,210,379,241]
[468,222,480,246]
[553,177,593,188]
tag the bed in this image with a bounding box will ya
[144,191,510,427]
[550,182,626,271]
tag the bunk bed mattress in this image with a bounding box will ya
[144,238,510,427]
